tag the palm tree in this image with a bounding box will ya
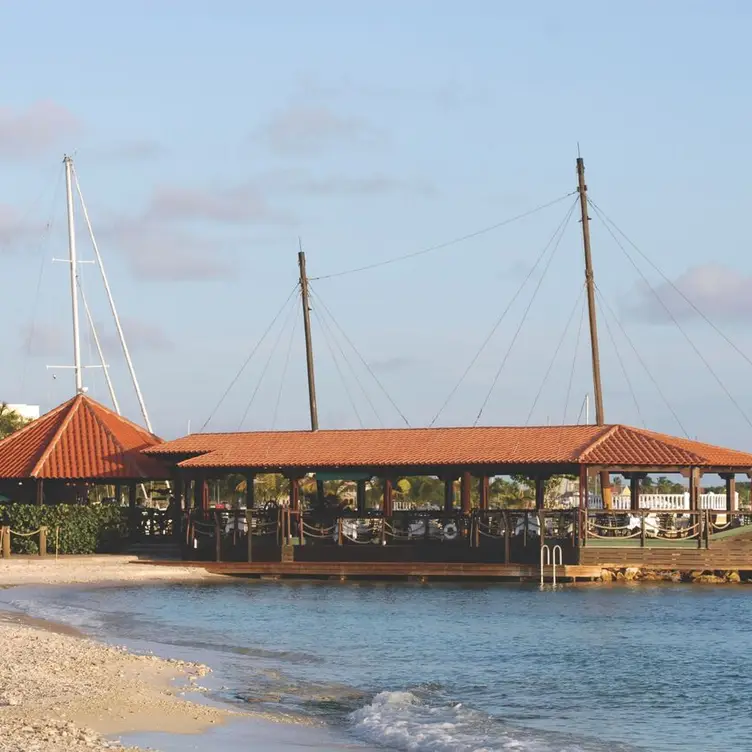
[0,404,29,440]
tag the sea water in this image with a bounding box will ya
[2,581,751,751]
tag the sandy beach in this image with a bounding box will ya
[0,557,231,752]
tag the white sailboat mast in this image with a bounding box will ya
[63,155,84,395]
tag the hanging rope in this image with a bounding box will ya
[430,196,580,427]
[525,284,586,426]
[596,290,646,429]
[202,284,298,430]
[474,200,578,426]
[595,287,689,438]
[308,285,411,427]
[562,298,586,424]
[311,192,577,280]
[589,201,752,432]
[311,307,364,428]
[271,315,299,430]
[239,290,300,430]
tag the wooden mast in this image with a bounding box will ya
[576,156,612,508]
[298,248,319,431]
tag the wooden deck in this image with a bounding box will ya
[140,559,604,581]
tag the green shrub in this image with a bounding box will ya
[0,504,127,554]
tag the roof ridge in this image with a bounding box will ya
[84,397,162,443]
[0,398,72,450]
[578,424,621,461]
[30,396,83,477]
[625,426,710,464]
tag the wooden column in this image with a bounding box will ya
[35,479,44,506]
[114,483,122,505]
[200,474,210,512]
[246,473,255,509]
[478,476,489,510]
[443,476,455,512]
[630,474,641,511]
[383,477,394,517]
[723,474,737,512]
[356,479,367,514]
[535,477,545,511]
[128,482,138,538]
[289,476,300,512]
[689,467,700,511]
[460,472,472,514]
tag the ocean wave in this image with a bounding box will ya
[348,691,635,752]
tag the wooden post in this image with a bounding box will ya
[443,476,455,513]
[383,477,393,517]
[689,467,699,511]
[214,511,221,562]
[36,479,44,506]
[460,472,472,515]
[723,474,737,512]
[630,474,641,511]
[356,479,367,515]
[338,517,343,546]
[535,477,545,511]
[479,475,489,510]
[246,509,253,562]
[289,476,300,512]
[128,482,138,538]
[502,511,510,563]
[1,527,9,558]
[201,474,210,512]
[246,473,255,509]
[39,526,47,557]
[114,483,122,506]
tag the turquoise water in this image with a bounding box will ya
[3,582,751,751]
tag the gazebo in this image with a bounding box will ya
[0,394,168,506]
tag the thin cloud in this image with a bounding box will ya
[267,170,435,197]
[0,204,36,251]
[259,105,383,156]
[624,264,752,324]
[95,139,168,161]
[146,184,291,225]
[101,318,173,352]
[0,101,81,160]
[18,321,68,357]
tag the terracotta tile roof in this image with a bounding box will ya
[145,423,752,471]
[0,395,168,480]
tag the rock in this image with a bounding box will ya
[599,568,614,582]
[725,570,741,583]
[640,570,660,581]
[615,570,626,581]
[624,567,642,581]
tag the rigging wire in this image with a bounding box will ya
[589,202,752,432]
[595,287,689,438]
[311,192,577,281]
[590,199,752,373]
[562,298,586,424]
[201,284,298,430]
[473,200,578,426]
[308,285,411,427]
[310,307,364,428]
[271,315,299,430]
[430,196,581,427]
[312,305,383,427]
[525,284,585,426]
[596,291,646,429]
[20,166,65,396]
[238,291,300,430]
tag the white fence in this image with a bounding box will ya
[578,492,736,511]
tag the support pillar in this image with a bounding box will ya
[535,477,545,511]
[383,477,394,517]
[200,474,210,512]
[460,472,472,515]
[722,474,737,512]
[289,476,300,512]
[245,473,256,509]
[356,479,367,515]
[35,479,44,506]
[443,476,455,513]
[128,482,138,538]
[689,467,700,511]
[630,474,641,512]
[478,476,489,511]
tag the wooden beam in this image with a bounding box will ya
[479,475,489,511]
[246,472,255,509]
[35,479,44,506]
[724,474,737,512]
[688,467,700,511]
[356,479,367,514]
[444,476,455,512]
[535,477,545,511]
[460,472,472,514]
[630,474,641,511]
[383,477,394,517]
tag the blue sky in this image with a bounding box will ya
[2,0,752,447]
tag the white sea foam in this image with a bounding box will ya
[349,690,612,752]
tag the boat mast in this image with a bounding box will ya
[298,246,319,431]
[576,156,612,506]
[63,155,84,395]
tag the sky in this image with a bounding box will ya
[2,0,752,448]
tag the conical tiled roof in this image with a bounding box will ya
[0,395,168,480]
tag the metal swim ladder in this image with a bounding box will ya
[540,544,563,586]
